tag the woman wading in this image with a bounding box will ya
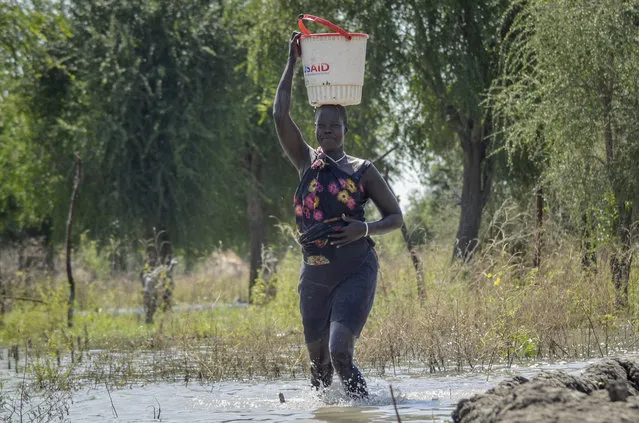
[273,31,403,399]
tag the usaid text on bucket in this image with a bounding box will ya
[305,63,330,74]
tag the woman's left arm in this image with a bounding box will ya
[359,164,403,235]
[329,164,403,247]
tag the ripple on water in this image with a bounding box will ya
[6,354,639,422]
[57,376,487,422]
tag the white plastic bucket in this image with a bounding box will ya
[298,15,368,106]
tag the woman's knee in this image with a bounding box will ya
[307,338,330,363]
[329,321,355,347]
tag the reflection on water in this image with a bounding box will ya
[1,353,638,422]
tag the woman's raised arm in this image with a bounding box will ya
[273,32,311,174]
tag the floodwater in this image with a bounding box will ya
[4,352,636,423]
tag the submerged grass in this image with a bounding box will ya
[1,229,639,393]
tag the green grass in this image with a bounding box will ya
[1,230,638,389]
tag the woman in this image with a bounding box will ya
[273,31,403,399]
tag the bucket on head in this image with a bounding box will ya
[298,14,368,107]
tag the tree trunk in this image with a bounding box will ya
[400,224,425,298]
[66,154,82,328]
[246,147,265,304]
[533,187,544,268]
[453,121,492,261]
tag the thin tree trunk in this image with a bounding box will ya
[533,186,543,268]
[401,224,425,299]
[453,121,491,261]
[246,147,265,304]
[66,153,82,328]
[383,169,425,299]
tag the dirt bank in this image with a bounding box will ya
[453,358,639,423]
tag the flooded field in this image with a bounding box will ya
[4,351,635,422]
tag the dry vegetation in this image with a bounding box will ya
[0,219,638,398]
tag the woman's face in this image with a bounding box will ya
[315,107,345,152]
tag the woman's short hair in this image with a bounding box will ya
[315,104,348,130]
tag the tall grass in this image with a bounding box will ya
[0,222,638,390]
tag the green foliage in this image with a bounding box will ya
[0,0,518,263]
[1,279,68,343]
[0,1,69,233]
[403,172,462,244]
[3,1,639,369]
[389,0,509,169]
[1,0,293,256]
[493,0,639,237]
[512,328,538,358]
[0,233,636,386]
[57,0,248,250]
[0,99,58,232]
[76,231,111,280]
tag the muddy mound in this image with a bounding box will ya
[452,358,639,423]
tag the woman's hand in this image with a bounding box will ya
[289,31,302,62]
[328,214,367,248]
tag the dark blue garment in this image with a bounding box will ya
[294,149,378,343]
[294,149,378,397]
[298,238,378,343]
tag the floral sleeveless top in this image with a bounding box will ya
[294,147,371,262]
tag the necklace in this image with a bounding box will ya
[326,152,347,164]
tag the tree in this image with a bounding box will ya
[390,0,511,260]
[493,0,639,304]
[0,1,69,266]
[29,0,250,261]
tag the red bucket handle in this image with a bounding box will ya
[298,14,352,40]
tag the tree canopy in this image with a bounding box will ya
[1,0,637,300]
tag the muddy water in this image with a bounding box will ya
[2,353,624,423]
[68,375,467,422]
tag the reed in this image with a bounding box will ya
[0,226,637,392]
